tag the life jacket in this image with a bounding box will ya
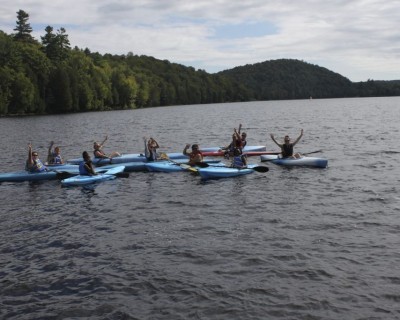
[282,143,294,158]
[94,149,106,158]
[26,159,46,173]
[79,161,91,175]
[146,148,158,162]
[189,150,203,165]
[232,155,246,168]
[49,152,62,164]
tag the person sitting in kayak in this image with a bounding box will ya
[183,143,203,166]
[240,131,247,149]
[270,129,303,159]
[93,135,121,160]
[26,143,47,173]
[221,125,243,158]
[79,151,96,175]
[143,137,160,161]
[231,148,247,168]
[47,141,64,164]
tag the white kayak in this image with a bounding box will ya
[61,166,126,186]
[260,155,328,168]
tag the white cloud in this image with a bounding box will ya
[1,0,399,81]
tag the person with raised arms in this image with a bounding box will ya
[221,124,244,158]
[270,129,304,159]
[26,143,47,172]
[183,144,203,166]
[143,137,160,162]
[47,141,64,164]
[93,135,121,160]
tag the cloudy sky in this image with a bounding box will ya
[1,0,399,82]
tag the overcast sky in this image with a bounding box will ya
[1,0,399,82]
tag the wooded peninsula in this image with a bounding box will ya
[1,10,399,116]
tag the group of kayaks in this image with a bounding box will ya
[0,145,328,185]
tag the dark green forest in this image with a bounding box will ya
[1,10,399,116]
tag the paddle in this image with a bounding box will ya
[56,171,74,179]
[302,150,323,156]
[111,172,130,178]
[195,162,269,173]
[167,159,198,173]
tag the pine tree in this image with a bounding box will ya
[13,9,34,43]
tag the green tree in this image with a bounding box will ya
[41,26,71,62]
[13,9,34,43]
[8,72,35,114]
[46,66,73,113]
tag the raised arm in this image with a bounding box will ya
[292,129,304,146]
[233,128,241,146]
[270,134,281,147]
[150,138,160,149]
[47,141,54,162]
[27,143,33,165]
[183,144,190,155]
[48,141,54,154]
[100,136,108,148]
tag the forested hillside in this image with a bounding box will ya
[0,10,399,116]
[219,59,355,100]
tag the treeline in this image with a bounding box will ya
[0,10,249,115]
[218,59,400,100]
[1,10,399,116]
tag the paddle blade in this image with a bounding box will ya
[115,172,130,178]
[180,164,198,173]
[253,166,269,173]
[303,150,323,156]
[159,152,169,160]
[195,162,209,168]
[56,171,73,179]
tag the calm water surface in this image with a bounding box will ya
[1,97,400,319]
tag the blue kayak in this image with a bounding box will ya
[61,166,125,186]
[145,161,224,173]
[0,163,84,182]
[66,152,187,165]
[0,170,70,182]
[145,161,198,173]
[66,146,267,165]
[260,155,328,168]
[197,164,259,179]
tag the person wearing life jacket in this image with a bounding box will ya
[79,151,96,175]
[240,131,247,149]
[143,136,160,162]
[270,129,303,159]
[93,135,121,160]
[26,143,47,173]
[47,141,64,164]
[183,143,203,166]
[231,148,248,168]
[221,127,241,158]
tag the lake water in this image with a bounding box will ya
[1,97,400,320]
